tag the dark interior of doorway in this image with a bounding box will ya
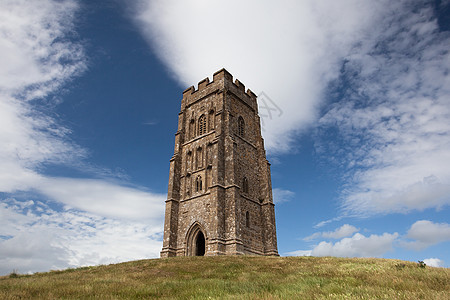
[195,231,205,256]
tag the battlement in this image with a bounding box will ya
[182,68,258,103]
[213,68,233,82]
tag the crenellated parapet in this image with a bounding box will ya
[181,68,258,112]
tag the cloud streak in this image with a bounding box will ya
[304,224,359,241]
[35,177,165,222]
[0,0,86,194]
[317,1,450,215]
[272,188,295,204]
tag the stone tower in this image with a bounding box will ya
[160,69,278,257]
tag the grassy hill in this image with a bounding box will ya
[1,256,449,299]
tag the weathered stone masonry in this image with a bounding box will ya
[160,68,278,257]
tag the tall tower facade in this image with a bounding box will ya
[160,69,278,257]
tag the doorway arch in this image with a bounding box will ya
[195,231,205,256]
[186,222,207,256]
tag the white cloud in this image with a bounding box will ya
[285,250,312,257]
[132,0,390,153]
[317,1,450,215]
[423,258,445,268]
[272,188,294,204]
[0,0,166,275]
[310,232,398,258]
[131,0,450,217]
[0,0,86,194]
[132,0,450,217]
[314,217,344,229]
[36,177,165,222]
[289,232,399,258]
[0,231,70,275]
[292,220,450,260]
[0,0,85,98]
[304,224,359,241]
[0,198,163,275]
[403,220,450,250]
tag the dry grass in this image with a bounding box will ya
[1,256,449,299]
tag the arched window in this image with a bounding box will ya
[246,211,250,227]
[198,114,206,135]
[243,177,249,193]
[196,175,202,192]
[238,116,245,137]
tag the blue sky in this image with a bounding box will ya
[1,0,449,275]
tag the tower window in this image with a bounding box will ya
[196,175,202,192]
[238,116,245,137]
[243,177,249,193]
[198,114,206,135]
[246,211,250,227]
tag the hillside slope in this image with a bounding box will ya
[1,256,449,299]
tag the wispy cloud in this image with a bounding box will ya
[304,224,359,241]
[317,1,450,215]
[36,177,165,222]
[0,0,166,275]
[0,0,86,194]
[314,217,344,229]
[142,120,158,126]
[0,0,86,99]
[272,188,295,204]
[284,250,312,257]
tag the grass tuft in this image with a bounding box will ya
[8,270,19,279]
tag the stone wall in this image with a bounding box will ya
[161,69,278,258]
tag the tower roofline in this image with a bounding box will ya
[213,68,233,81]
[182,68,258,109]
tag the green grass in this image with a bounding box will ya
[1,256,449,299]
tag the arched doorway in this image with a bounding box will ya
[186,222,207,256]
[195,231,205,256]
